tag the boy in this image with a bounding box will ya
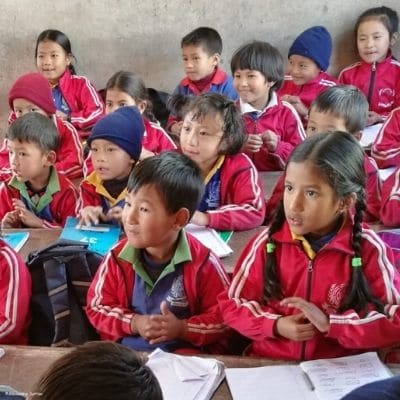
[167,26,237,136]
[279,26,338,124]
[232,41,304,171]
[0,113,78,228]
[78,106,144,226]
[0,238,31,344]
[266,85,381,222]
[0,72,83,181]
[86,152,230,353]
[31,341,162,400]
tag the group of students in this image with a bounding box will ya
[1,3,400,399]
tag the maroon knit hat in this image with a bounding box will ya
[8,72,56,114]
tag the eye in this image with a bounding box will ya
[284,184,293,192]
[30,107,39,113]
[106,101,113,107]
[181,125,190,133]
[233,73,241,79]
[306,190,317,197]
[139,206,149,212]
[91,147,98,152]
[118,102,128,107]
[199,130,208,136]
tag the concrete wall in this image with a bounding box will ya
[1,0,399,135]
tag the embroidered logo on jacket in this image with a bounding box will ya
[322,283,347,313]
[166,275,189,308]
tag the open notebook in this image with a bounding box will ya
[226,352,391,400]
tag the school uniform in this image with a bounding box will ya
[200,153,266,231]
[0,167,78,228]
[371,107,400,168]
[339,52,400,117]
[86,231,230,352]
[219,215,400,360]
[1,114,84,180]
[240,92,305,171]
[0,240,31,344]
[380,167,400,227]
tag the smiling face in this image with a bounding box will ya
[284,160,343,236]
[288,55,320,85]
[36,40,71,85]
[182,44,218,82]
[357,19,392,64]
[90,138,134,181]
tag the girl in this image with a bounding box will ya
[177,93,265,231]
[339,6,400,125]
[231,41,305,171]
[219,131,400,360]
[35,29,104,138]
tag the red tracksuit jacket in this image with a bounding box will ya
[380,167,400,227]
[240,93,305,171]
[219,216,400,360]
[0,240,31,344]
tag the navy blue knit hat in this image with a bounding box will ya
[288,26,332,71]
[88,106,144,160]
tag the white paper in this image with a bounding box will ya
[360,123,382,148]
[378,166,396,182]
[185,224,233,258]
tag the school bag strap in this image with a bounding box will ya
[27,239,102,346]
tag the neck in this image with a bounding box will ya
[145,234,179,263]
[28,168,52,191]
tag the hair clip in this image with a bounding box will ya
[266,243,275,253]
[351,257,362,268]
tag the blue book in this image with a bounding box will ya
[1,231,30,252]
[59,217,121,256]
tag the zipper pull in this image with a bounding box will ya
[372,62,376,72]
[308,260,313,272]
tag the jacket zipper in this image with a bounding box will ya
[300,259,314,360]
[367,62,376,104]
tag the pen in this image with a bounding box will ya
[302,371,315,391]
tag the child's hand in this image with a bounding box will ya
[105,206,123,222]
[170,121,183,136]
[55,110,69,121]
[281,297,329,333]
[281,95,308,117]
[79,206,106,226]
[190,210,209,226]
[367,111,384,126]
[261,130,279,152]
[140,148,156,160]
[275,313,316,341]
[1,210,21,228]
[242,134,263,153]
[12,199,43,228]
[131,314,155,339]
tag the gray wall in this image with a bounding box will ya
[1,0,399,135]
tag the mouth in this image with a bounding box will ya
[287,215,303,226]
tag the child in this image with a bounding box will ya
[35,29,104,138]
[219,131,400,361]
[86,152,230,354]
[279,25,338,123]
[0,113,78,228]
[232,41,305,171]
[31,341,162,400]
[380,166,400,227]
[267,85,382,222]
[0,238,31,344]
[339,6,400,125]
[84,70,177,175]
[0,72,83,180]
[176,93,265,231]
[167,26,237,137]
[78,106,144,226]
[371,107,400,168]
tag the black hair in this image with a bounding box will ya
[169,93,245,155]
[31,341,162,400]
[128,151,204,218]
[264,131,384,314]
[309,85,369,134]
[35,29,76,74]
[355,6,399,38]
[181,26,223,55]
[6,112,60,152]
[106,71,157,123]
[231,41,284,91]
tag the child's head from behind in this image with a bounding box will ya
[178,93,245,171]
[181,27,222,82]
[8,72,57,118]
[355,6,399,64]
[231,41,284,110]
[123,152,203,250]
[6,113,59,182]
[31,341,162,400]
[35,29,75,85]
[87,106,144,181]
[307,85,369,138]
[288,26,332,85]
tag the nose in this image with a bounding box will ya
[185,129,198,146]
[9,152,17,166]
[106,105,117,114]
[184,59,194,69]
[125,204,138,224]
[288,191,304,212]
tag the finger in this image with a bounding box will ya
[149,335,169,345]
[160,301,171,315]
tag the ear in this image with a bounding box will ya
[66,53,72,66]
[44,150,57,166]
[339,193,357,212]
[353,130,362,141]
[268,80,277,89]
[390,32,399,47]
[171,207,190,230]
[137,100,147,114]
[211,53,220,67]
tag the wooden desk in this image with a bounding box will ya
[0,345,288,399]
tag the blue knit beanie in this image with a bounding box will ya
[288,26,332,71]
[88,106,144,160]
